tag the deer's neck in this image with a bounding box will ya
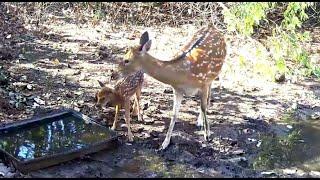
[139,54,184,86]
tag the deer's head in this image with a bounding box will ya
[95,80,116,108]
[118,31,152,76]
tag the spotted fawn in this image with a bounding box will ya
[95,70,144,141]
[118,24,227,149]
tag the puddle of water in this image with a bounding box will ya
[108,150,212,178]
[0,115,112,161]
[295,120,320,171]
[254,119,320,172]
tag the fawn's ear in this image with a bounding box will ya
[140,31,149,46]
[141,39,152,53]
[140,31,151,52]
[98,80,105,87]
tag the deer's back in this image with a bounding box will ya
[174,25,227,84]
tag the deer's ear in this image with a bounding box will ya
[98,80,105,87]
[141,40,152,53]
[140,31,149,46]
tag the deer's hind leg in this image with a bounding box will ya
[197,82,212,128]
[124,100,134,141]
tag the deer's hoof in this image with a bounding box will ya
[128,137,134,142]
[160,140,170,150]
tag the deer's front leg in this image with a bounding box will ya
[134,86,143,122]
[160,90,183,150]
[124,100,134,142]
[111,105,120,130]
[200,85,211,141]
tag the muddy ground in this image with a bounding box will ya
[0,11,320,178]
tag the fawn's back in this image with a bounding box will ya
[114,70,144,98]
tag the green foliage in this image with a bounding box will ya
[223,2,319,80]
[282,2,310,31]
[224,2,273,36]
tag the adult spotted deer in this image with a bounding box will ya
[118,24,227,149]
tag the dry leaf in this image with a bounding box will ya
[52,58,60,65]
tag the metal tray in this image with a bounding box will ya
[0,109,120,173]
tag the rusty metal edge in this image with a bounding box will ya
[0,108,121,173]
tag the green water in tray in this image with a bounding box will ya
[0,114,112,161]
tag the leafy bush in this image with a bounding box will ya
[223,2,320,80]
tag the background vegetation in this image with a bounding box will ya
[1,2,319,81]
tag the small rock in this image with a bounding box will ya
[20,75,27,81]
[291,102,298,110]
[275,73,285,83]
[143,102,150,110]
[34,97,45,105]
[18,54,26,60]
[150,131,159,138]
[283,168,297,175]
[9,100,15,107]
[120,124,127,128]
[32,102,40,108]
[256,140,262,147]
[228,157,248,167]
[73,70,81,75]
[286,125,293,129]
[311,112,320,120]
[8,92,15,98]
[134,126,144,133]
[247,138,257,142]
[261,171,277,176]
[232,149,245,155]
[139,132,151,138]
[74,91,83,96]
[66,92,73,98]
[163,88,173,94]
[146,106,159,113]
[143,117,155,125]
[43,93,51,99]
[26,84,33,90]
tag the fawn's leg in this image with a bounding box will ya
[160,90,183,150]
[200,84,211,141]
[132,86,143,122]
[111,105,120,130]
[132,95,138,116]
[197,83,212,128]
[124,100,134,141]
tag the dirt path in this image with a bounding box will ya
[0,15,320,178]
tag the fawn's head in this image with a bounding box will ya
[95,80,116,108]
[118,31,152,76]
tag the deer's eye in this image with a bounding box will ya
[124,59,129,64]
